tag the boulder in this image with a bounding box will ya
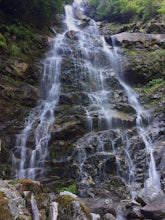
[56,192,92,220]
[103,213,116,220]
[111,32,165,47]
[65,30,79,40]
[141,201,165,220]
[146,22,165,34]
[136,180,165,206]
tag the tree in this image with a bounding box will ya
[88,0,164,23]
[0,0,69,26]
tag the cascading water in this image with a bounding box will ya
[11,16,70,180]
[31,194,40,220]
[11,0,160,204]
[63,0,160,198]
[49,202,58,220]
[103,39,160,189]
[63,1,139,196]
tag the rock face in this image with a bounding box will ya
[0,2,165,220]
[45,22,165,205]
[111,32,165,46]
[0,180,95,220]
[0,32,50,179]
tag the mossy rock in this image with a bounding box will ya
[15,178,43,194]
[123,48,165,85]
[56,194,92,220]
[35,193,50,210]
[0,191,11,220]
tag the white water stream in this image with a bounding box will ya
[12,0,160,201]
[12,26,64,180]
[66,0,160,196]
[31,193,40,220]
[103,40,160,189]
[49,202,58,220]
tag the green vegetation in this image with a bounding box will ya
[158,0,165,15]
[135,78,165,111]
[0,33,7,47]
[88,0,165,23]
[0,0,71,27]
[136,78,164,93]
[0,0,73,60]
[0,24,40,60]
[56,182,78,194]
[0,24,48,62]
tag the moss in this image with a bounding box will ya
[135,78,165,94]
[56,182,78,194]
[9,43,21,57]
[0,33,7,47]
[10,178,43,194]
[106,22,131,32]
[124,48,165,85]
[56,195,92,220]
[0,23,48,61]
[56,195,75,207]
[0,191,11,220]
[145,78,164,92]
[3,75,20,85]
[79,201,92,220]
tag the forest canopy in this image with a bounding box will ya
[88,0,165,23]
[0,0,72,26]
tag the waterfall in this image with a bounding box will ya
[103,39,160,189]
[49,202,58,220]
[11,0,160,201]
[11,15,71,179]
[62,1,139,196]
[31,194,40,220]
[63,0,160,198]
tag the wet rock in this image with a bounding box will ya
[51,120,85,140]
[91,213,100,219]
[74,8,90,22]
[136,180,165,206]
[126,205,144,219]
[65,30,79,40]
[80,197,116,218]
[56,193,92,220]
[141,201,165,220]
[0,180,31,219]
[103,213,116,220]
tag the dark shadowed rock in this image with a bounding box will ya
[141,201,165,220]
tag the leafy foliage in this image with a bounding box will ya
[88,0,165,22]
[0,33,6,47]
[56,183,78,194]
[0,24,40,59]
[0,0,70,27]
